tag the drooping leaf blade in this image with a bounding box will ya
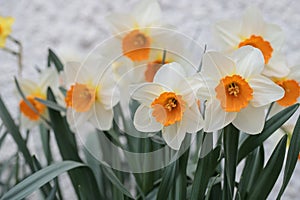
[48,49,64,72]
[0,161,84,200]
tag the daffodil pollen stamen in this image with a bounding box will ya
[65,83,96,112]
[20,95,46,121]
[122,30,151,62]
[276,79,300,107]
[151,92,186,126]
[215,75,253,112]
[239,35,273,64]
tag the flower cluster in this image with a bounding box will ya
[14,0,299,151]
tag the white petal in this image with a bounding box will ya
[90,102,114,131]
[233,46,264,78]
[162,123,186,150]
[64,62,88,84]
[195,75,217,100]
[233,105,266,134]
[133,0,162,27]
[264,23,285,50]
[263,51,290,78]
[20,114,38,129]
[17,78,36,96]
[202,51,235,80]
[131,83,164,105]
[250,75,285,107]
[241,6,265,37]
[214,20,241,49]
[66,108,92,131]
[105,13,135,33]
[153,63,187,91]
[289,66,300,82]
[133,105,163,132]
[182,103,204,133]
[40,68,59,92]
[204,99,237,132]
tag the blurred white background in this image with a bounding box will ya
[0,0,299,199]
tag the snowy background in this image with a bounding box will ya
[0,0,300,199]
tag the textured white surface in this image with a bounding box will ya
[0,0,300,199]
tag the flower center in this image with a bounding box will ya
[19,95,46,121]
[151,92,185,126]
[215,75,253,112]
[65,83,96,112]
[276,79,300,107]
[238,35,273,64]
[122,30,151,62]
[144,59,170,82]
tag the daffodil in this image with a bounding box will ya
[214,7,289,77]
[131,62,203,150]
[17,68,59,129]
[0,16,14,48]
[273,66,300,107]
[198,46,284,134]
[106,0,171,62]
[64,60,119,131]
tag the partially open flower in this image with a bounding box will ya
[131,62,203,150]
[64,61,119,131]
[214,6,289,78]
[0,16,14,48]
[273,66,300,107]
[197,46,284,134]
[17,68,59,129]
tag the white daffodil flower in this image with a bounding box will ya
[18,68,59,129]
[131,62,203,150]
[198,46,284,134]
[214,6,289,78]
[106,0,173,63]
[64,60,119,131]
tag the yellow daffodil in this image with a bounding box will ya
[197,46,284,134]
[17,68,59,129]
[64,60,120,131]
[214,7,289,78]
[0,16,14,48]
[131,63,203,150]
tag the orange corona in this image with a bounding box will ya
[239,35,273,64]
[215,75,253,112]
[151,92,185,126]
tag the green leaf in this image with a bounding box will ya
[39,124,53,165]
[247,135,287,200]
[190,146,221,200]
[238,146,264,199]
[175,145,190,200]
[223,124,239,200]
[47,88,101,199]
[238,104,299,163]
[101,166,133,198]
[35,97,66,113]
[156,161,177,200]
[277,113,300,199]
[0,96,34,171]
[32,156,57,199]
[48,49,64,72]
[0,161,84,200]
